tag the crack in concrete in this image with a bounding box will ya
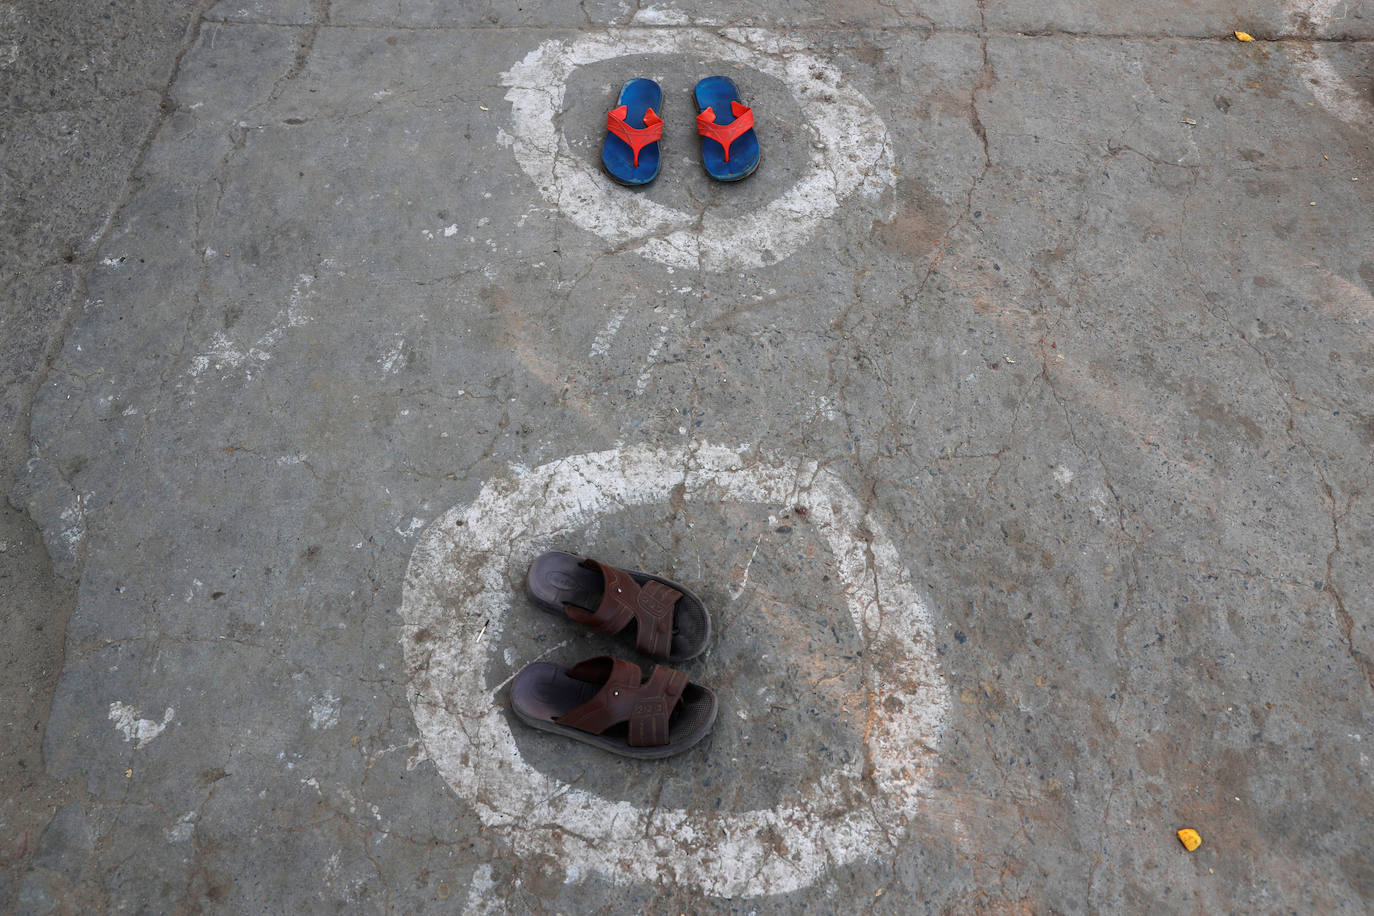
[15,0,217,488]
[1177,200,1372,692]
[1322,486,1370,690]
[195,18,1374,43]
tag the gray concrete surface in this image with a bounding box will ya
[2,0,1372,911]
[1,2,208,912]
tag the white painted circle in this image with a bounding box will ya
[497,29,895,271]
[400,443,948,898]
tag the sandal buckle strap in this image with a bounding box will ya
[565,560,682,659]
[557,659,688,748]
[632,579,681,658]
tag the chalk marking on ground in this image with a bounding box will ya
[589,306,629,357]
[729,530,766,601]
[399,442,949,899]
[165,812,197,844]
[499,29,895,271]
[189,274,316,382]
[380,338,407,374]
[463,864,501,913]
[631,5,693,26]
[108,702,174,748]
[309,693,341,730]
[632,327,668,397]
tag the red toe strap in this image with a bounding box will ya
[606,105,662,168]
[696,101,754,164]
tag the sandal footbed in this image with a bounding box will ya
[602,77,662,185]
[694,75,760,181]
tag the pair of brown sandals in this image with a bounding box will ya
[510,551,718,759]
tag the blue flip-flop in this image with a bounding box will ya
[601,78,663,186]
[694,76,760,182]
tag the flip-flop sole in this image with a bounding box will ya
[601,77,662,185]
[694,75,760,182]
[528,551,712,662]
[510,661,718,759]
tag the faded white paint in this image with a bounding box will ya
[57,500,85,553]
[399,442,949,898]
[284,274,315,327]
[166,812,197,844]
[1286,0,1374,126]
[463,864,500,913]
[632,325,669,396]
[395,517,426,539]
[631,5,694,26]
[588,306,629,357]
[499,29,895,271]
[728,531,765,601]
[809,394,839,421]
[309,693,340,729]
[109,701,174,748]
[190,275,315,381]
[380,339,407,374]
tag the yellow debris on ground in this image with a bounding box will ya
[1234,30,1255,42]
[1178,828,1203,851]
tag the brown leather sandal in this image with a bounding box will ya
[527,552,712,661]
[509,656,717,758]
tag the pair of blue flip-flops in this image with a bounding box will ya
[601,76,760,186]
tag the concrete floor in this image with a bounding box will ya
[2,1,1372,912]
